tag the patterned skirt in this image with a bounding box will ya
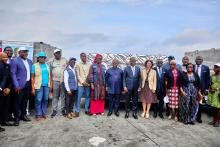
[168,87,179,109]
[140,82,157,103]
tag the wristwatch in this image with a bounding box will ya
[0,88,2,91]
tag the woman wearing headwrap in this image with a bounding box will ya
[87,54,106,115]
[165,60,183,121]
[207,63,220,127]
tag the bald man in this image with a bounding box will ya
[0,52,11,132]
[194,56,211,123]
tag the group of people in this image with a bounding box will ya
[0,47,219,133]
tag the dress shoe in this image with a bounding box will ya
[0,127,5,132]
[24,116,31,121]
[159,114,164,119]
[14,120,19,126]
[62,110,67,117]
[51,110,57,118]
[213,122,219,127]
[197,119,202,123]
[189,122,195,125]
[36,116,43,121]
[115,112,120,117]
[107,112,112,117]
[22,116,31,121]
[125,112,129,119]
[1,122,13,126]
[153,113,157,118]
[74,112,79,117]
[66,113,73,119]
[133,113,138,119]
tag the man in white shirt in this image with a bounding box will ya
[64,58,78,119]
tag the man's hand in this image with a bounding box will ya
[67,91,72,96]
[124,87,128,93]
[82,82,89,87]
[3,88,10,96]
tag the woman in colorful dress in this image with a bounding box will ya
[140,60,157,118]
[207,63,220,127]
[165,60,182,121]
[179,63,201,125]
[87,54,106,115]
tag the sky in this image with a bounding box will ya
[0,0,220,61]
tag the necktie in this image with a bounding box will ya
[159,67,162,78]
[196,65,199,74]
[132,66,135,76]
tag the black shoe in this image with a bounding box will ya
[159,114,164,119]
[115,112,120,117]
[62,110,67,116]
[197,119,202,123]
[189,122,195,125]
[107,112,112,117]
[0,127,5,132]
[166,111,170,117]
[14,120,19,126]
[133,113,138,119]
[22,116,31,121]
[208,121,214,125]
[51,110,57,118]
[125,112,129,119]
[85,111,89,115]
[153,113,157,118]
[1,122,13,126]
[213,122,219,127]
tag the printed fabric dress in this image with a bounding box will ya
[168,70,179,109]
[179,75,199,123]
[207,75,220,108]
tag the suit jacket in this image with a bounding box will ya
[153,67,166,95]
[123,65,141,90]
[141,68,157,91]
[0,62,9,90]
[10,57,32,89]
[75,62,91,86]
[193,64,210,92]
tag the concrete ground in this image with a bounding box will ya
[0,104,220,147]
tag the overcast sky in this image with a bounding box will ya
[0,0,220,61]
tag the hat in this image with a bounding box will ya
[18,47,28,52]
[214,63,220,67]
[54,49,61,53]
[69,57,76,61]
[36,51,46,58]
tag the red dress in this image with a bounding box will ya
[89,64,105,114]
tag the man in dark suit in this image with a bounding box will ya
[194,56,211,123]
[3,46,15,124]
[123,57,141,119]
[153,59,166,119]
[10,47,33,126]
[0,52,10,132]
